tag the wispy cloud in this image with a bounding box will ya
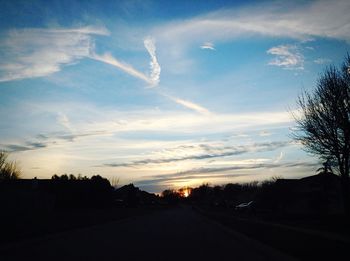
[144,36,161,86]
[163,94,211,115]
[31,27,110,35]
[150,0,350,74]
[136,173,250,186]
[267,45,304,70]
[90,35,161,87]
[314,58,332,64]
[0,26,162,87]
[139,161,318,184]
[200,42,216,50]
[273,151,284,163]
[0,26,109,82]
[2,142,47,152]
[103,141,291,168]
[154,1,350,45]
[259,130,272,137]
[11,101,293,137]
[0,130,109,152]
[90,52,152,84]
[57,113,73,132]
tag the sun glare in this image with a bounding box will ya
[183,189,189,198]
[180,187,191,198]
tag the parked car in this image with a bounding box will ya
[114,199,126,207]
[235,201,254,211]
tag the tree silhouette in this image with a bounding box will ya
[293,54,350,215]
[316,160,333,175]
[161,189,180,204]
[0,151,21,180]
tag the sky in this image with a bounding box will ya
[1,0,349,192]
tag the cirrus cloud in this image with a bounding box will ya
[102,141,291,168]
[144,36,161,86]
[267,44,304,70]
[0,26,109,82]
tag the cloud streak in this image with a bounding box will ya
[314,58,332,64]
[154,0,350,45]
[0,26,162,88]
[57,113,73,132]
[90,52,153,84]
[2,142,48,152]
[103,141,291,168]
[200,42,216,50]
[274,151,284,163]
[90,35,161,87]
[0,26,109,82]
[0,130,109,152]
[138,161,319,185]
[163,94,211,115]
[144,37,161,86]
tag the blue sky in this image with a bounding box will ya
[1,0,349,192]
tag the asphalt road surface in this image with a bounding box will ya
[1,206,294,261]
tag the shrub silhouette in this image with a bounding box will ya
[0,151,21,180]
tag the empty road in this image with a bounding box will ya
[1,206,294,261]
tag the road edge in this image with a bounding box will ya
[193,206,298,261]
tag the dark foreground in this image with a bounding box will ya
[0,206,293,261]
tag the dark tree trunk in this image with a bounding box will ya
[341,174,350,216]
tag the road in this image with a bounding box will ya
[1,206,293,261]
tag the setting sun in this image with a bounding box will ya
[183,189,189,198]
[179,187,192,198]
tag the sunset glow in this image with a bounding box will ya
[183,188,191,198]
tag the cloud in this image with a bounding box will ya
[0,25,161,87]
[57,105,293,136]
[48,130,109,142]
[305,46,315,50]
[200,42,216,50]
[259,130,272,137]
[144,37,161,86]
[9,101,294,138]
[267,44,304,70]
[2,141,48,152]
[89,35,211,114]
[102,141,291,168]
[89,36,161,87]
[314,58,332,64]
[153,0,350,45]
[162,94,211,115]
[136,161,319,186]
[90,52,153,84]
[273,151,284,163]
[57,113,73,132]
[149,0,349,74]
[136,173,249,185]
[0,130,109,152]
[0,26,109,82]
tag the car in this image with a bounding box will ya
[114,198,126,207]
[235,201,254,211]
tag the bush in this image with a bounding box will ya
[0,152,21,180]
